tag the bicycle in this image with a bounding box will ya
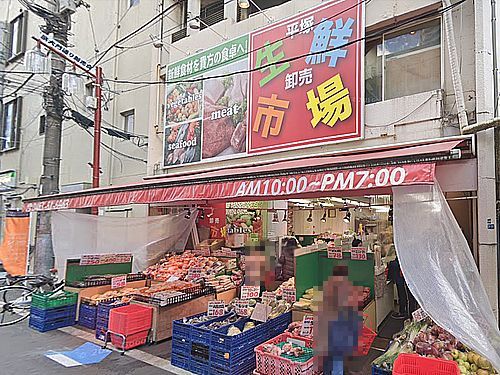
[0,269,65,327]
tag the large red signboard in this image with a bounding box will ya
[23,164,434,212]
[248,0,364,154]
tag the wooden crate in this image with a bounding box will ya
[216,288,237,303]
[132,294,215,342]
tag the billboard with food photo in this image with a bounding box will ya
[163,0,364,168]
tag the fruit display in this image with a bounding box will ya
[143,252,230,282]
[293,287,315,311]
[87,280,198,303]
[373,320,498,375]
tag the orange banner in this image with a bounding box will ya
[0,216,29,276]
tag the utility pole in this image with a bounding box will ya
[32,1,70,275]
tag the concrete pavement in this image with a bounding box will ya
[0,321,183,375]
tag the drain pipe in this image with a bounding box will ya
[442,0,469,132]
[492,0,498,117]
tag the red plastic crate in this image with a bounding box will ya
[353,325,377,356]
[109,304,153,335]
[110,329,149,350]
[255,333,318,375]
[393,354,460,375]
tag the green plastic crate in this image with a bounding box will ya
[31,290,77,310]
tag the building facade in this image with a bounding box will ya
[1,1,498,313]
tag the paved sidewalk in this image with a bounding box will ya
[0,321,180,375]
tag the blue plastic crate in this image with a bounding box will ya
[210,354,256,375]
[78,315,96,329]
[96,300,128,319]
[372,364,391,375]
[190,357,211,375]
[79,303,97,318]
[171,352,191,371]
[191,342,210,363]
[267,311,292,338]
[190,313,235,346]
[172,312,209,341]
[95,326,107,341]
[211,318,266,352]
[171,337,191,357]
[30,304,76,321]
[29,315,75,332]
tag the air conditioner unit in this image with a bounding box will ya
[59,0,77,14]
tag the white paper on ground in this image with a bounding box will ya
[45,353,82,367]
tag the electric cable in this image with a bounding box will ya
[105,0,467,86]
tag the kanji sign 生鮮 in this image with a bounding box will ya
[249,0,364,154]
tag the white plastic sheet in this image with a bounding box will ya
[51,210,196,275]
[393,183,500,370]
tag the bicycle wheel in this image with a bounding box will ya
[0,286,33,327]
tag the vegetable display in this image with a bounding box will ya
[373,320,498,375]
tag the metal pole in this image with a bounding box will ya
[33,6,69,276]
[92,66,102,189]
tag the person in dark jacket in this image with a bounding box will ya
[387,256,418,319]
[276,236,300,281]
[315,266,363,375]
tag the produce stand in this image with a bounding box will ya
[131,290,216,342]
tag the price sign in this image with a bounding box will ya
[350,247,367,261]
[251,302,270,323]
[111,275,127,289]
[282,287,296,303]
[261,291,276,305]
[327,246,343,259]
[235,299,249,316]
[241,285,260,300]
[187,266,203,279]
[300,315,314,337]
[208,301,225,317]
[412,308,429,322]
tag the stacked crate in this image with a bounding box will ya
[29,291,77,332]
[95,300,129,341]
[78,302,97,329]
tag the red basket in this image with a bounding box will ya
[110,329,149,350]
[393,354,460,375]
[255,333,318,375]
[353,325,377,356]
[109,304,153,335]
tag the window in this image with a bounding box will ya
[237,0,291,22]
[8,12,27,61]
[1,98,22,152]
[365,19,441,103]
[122,110,135,133]
[200,0,224,29]
[129,0,139,7]
[39,115,46,136]
[85,82,94,97]
[172,0,188,43]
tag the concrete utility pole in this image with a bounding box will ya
[32,1,70,275]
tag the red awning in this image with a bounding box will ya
[22,138,471,212]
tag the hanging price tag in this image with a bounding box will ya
[282,287,296,303]
[328,246,343,259]
[350,247,367,261]
[300,315,314,337]
[261,291,277,305]
[208,301,225,317]
[234,299,249,316]
[241,285,260,300]
[111,275,127,289]
[187,266,203,280]
[251,303,270,323]
[412,308,429,322]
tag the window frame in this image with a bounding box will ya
[121,109,135,134]
[1,97,22,152]
[7,12,27,63]
[365,17,443,104]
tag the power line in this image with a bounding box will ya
[106,0,466,87]
[1,73,34,99]
[91,1,182,68]
[86,6,99,59]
